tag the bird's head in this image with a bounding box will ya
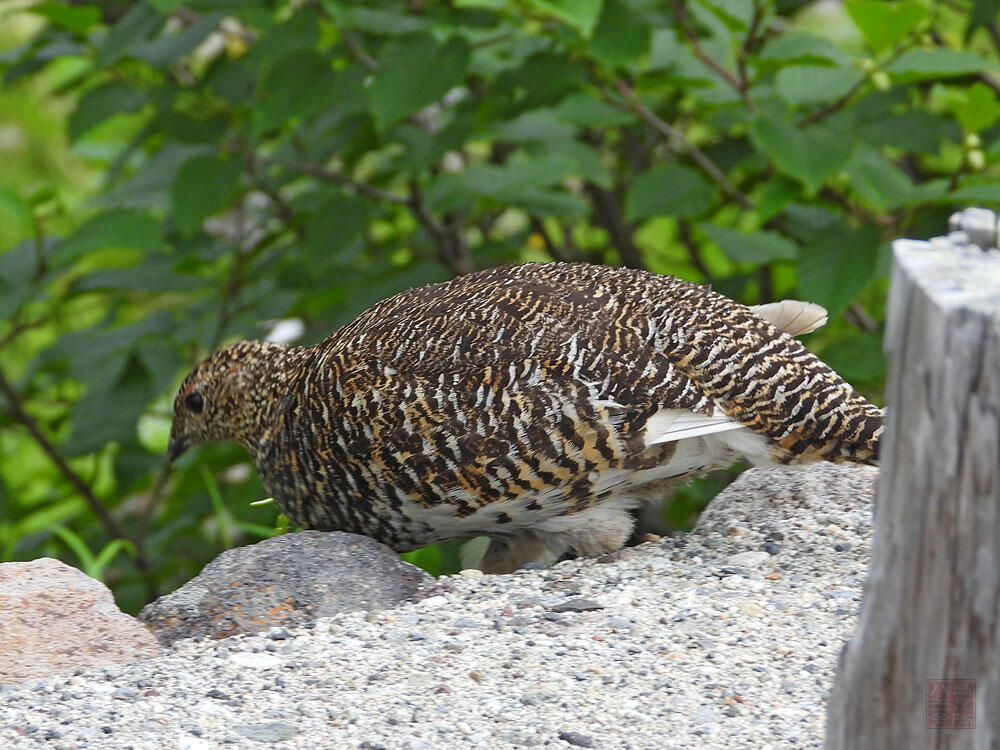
[168,340,293,462]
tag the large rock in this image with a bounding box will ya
[0,558,161,684]
[139,530,433,645]
[695,462,879,536]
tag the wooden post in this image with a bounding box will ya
[825,209,1000,749]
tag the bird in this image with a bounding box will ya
[168,262,882,573]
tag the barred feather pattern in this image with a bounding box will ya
[170,263,882,570]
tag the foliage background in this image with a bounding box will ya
[0,0,998,613]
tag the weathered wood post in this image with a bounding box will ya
[825,208,1000,749]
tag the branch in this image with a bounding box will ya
[613,80,755,211]
[583,182,644,269]
[407,181,473,276]
[262,157,409,206]
[736,1,766,98]
[529,216,582,263]
[676,218,715,283]
[796,79,868,128]
[342,31,379,70]
[0,367,150,577]
[668,0,756,112]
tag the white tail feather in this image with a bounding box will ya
[645,407,746,444]
[750,300,828,336]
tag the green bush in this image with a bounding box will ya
[1,0,997,613]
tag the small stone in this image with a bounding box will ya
[558,731,595,747]
[761,542,781,555]
[597,548,636,564]
[834,542,851,552]
[229,652,282,669]
[419,595,448,608]
[458,568,484,579]
[723,551,771,568]
[737,600,767,617]
[233,722,299,743]
[550,598,603,613]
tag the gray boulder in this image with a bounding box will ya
[140,530,432,645]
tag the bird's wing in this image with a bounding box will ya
[331,360,657,521]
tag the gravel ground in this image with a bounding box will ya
[0,464,877,750]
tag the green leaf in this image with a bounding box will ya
[886,49,991,81]
[701,0,754,31]
[947,182,1000,204]
[368,35,470,130]
[749,112,855,194]
[69,82,146,141]
[844,146,913,211]
[463,152,578,195]
[796,225,878,316]
[953,82,1000,133]
[301,193,369,263]
[549,93,635,127]
[856,110,952,153]
[99,143,210,211]
[755,176,799,222]
[775,65,864,105]
[526,0,603,37]
[700,225,798,264]
[625,165,716,221]
[757,33,851,67]
[321,1,429,35]
[589,0,650,66]
[54,209,164,263]
[821,332,886,384]
[29,2,100,34]
[845,0,928,51]
[171,154,242,234]
[254,50,338,133]
[134,13,221,69]
[0,186,30,235]
[96,2,164,66]
[488,110,576,142]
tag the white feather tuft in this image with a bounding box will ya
[750,300,828,336]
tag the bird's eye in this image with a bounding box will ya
[184,391,204,414]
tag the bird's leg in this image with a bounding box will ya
[478,533,562,574]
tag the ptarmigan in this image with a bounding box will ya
[168,263,882,572]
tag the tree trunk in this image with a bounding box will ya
[825,210,1000,749]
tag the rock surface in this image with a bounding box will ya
[0,558,160,685]
[0,464,878,748]
[139,530,432,644]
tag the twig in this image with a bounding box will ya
[0,367,151,577]
[529,216,580,263]
[798,41,914,128]
[676,218,715,283]
[757,264,773,303]
[342,31,379,70]
[613,80,755,211]
[736,1,766,97]
[263,157,409,206]
[668,0,756,112]
[407,181,473,275]
[583,182,644,269]
[845,302,878,332]
[796,79,868,128]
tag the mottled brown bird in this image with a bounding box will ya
[169,263,882,572]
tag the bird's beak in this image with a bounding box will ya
[168,436,188,462]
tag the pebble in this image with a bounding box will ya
[0,464,876,750]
